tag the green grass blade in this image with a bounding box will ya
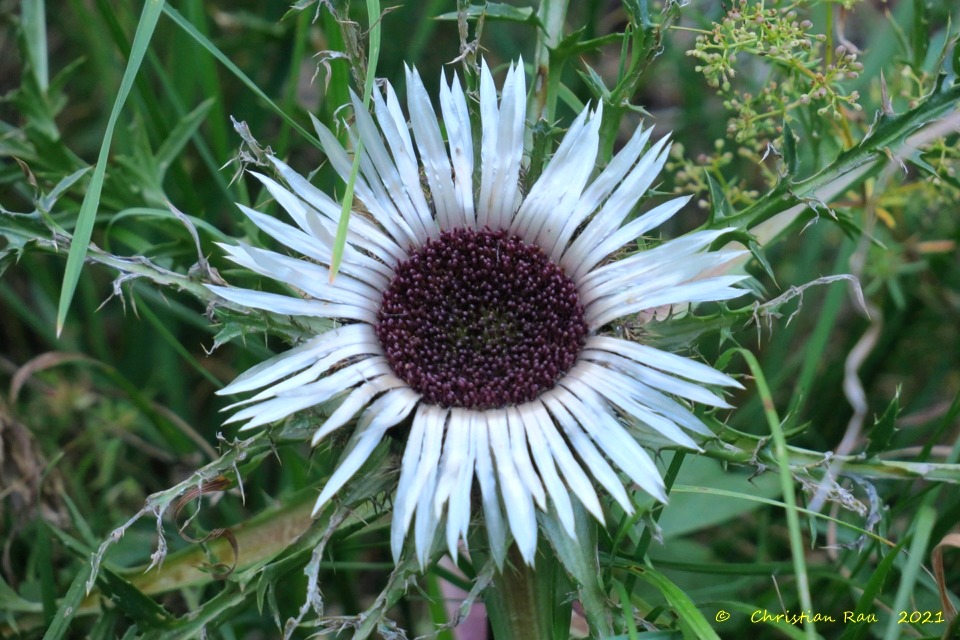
[40,560,92,640]
[839,541,906,640]
[880,504,937,640]
[737,348,817,640]
[55,0,164,337]
[21,0,48,90]
[627,565,721,640]
[330,0,382,281]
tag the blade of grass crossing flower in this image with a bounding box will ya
[55,0,164,337]
[736,348,817,640]
[330,0,382,281]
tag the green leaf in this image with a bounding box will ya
[746,238,777,285]
[96,568,174,630]
[575,61,612,101]
[705,172,734,225]
[655,456,781,539]
[0,573,41,614]
[329,0,382,280]
[549,26,622,61]
[160,5,319,148]
[628,565,721,640]
[56,0,165,336]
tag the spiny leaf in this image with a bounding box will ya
[436,3,540,26]
[866,389,900,457]
[705,172,734,225]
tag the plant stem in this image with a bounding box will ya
[484,549,554,640]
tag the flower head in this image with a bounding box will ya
[209,60,747,567]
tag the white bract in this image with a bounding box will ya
[209,60,747,568]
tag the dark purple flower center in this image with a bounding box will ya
[375,228,588,410]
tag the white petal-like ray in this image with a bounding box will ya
[474,418,507,568]
[217,325,369,396]
[581,228,735,290]
[488,409,538,563]
[267,156,406,264]
[504,407,546,509]
[544,124,653,261]
[230,340,381,408]
[391,404,428,561]
[564,136,672,279]
[413,465,440,567]
[229,358,392,430]
[511,104,601,245]
[392,405,446,559]
[312,388,420,515]
[406,66,459,231]
[443,409,477,561]
[237,203,392,288]
[477,60,525,229]
[517,403,575,536]
[565,362,701,449]
[217,242,380,307]
[580,248,749,308]
[349,91,432,242]
[573,196,690,277]
[348,125,431,247]
[250,169,401,277]
[312,373,410,445]
[206,284,377,323]
[581,349,732,408]
[529,400,605,523]
[586,275,748,329]
[372,83,438,240]
[439,71,475,228]
[542,392,633,512]
[556,379,667,502]
[311,113,420,248]
[587,335,743,388]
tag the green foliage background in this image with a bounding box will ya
[0,0,958,638]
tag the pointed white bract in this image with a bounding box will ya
[209,60,745,568]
